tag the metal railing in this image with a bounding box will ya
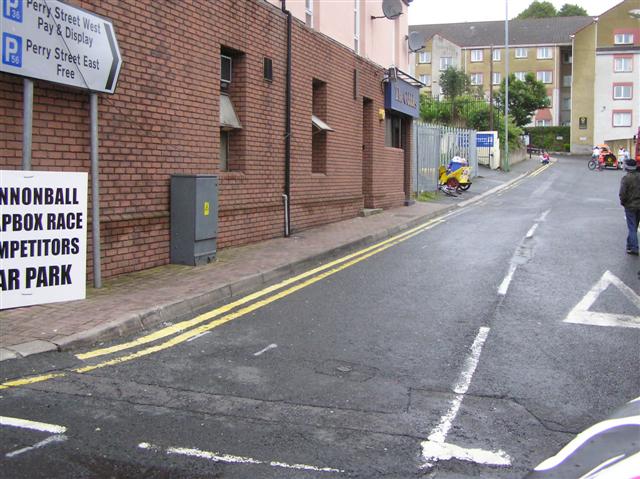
[413,122,478,194]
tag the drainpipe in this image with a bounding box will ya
[282,0,292,237]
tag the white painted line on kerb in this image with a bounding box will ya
[6,434,67,458]
[139,442,344,473]
[421,327,510,467]
[254,343,277,356]
[0,416,66,434]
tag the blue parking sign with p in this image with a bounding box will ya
[2,33,22,67]
[3,0,23,22]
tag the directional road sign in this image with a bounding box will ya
[1,0,122,94]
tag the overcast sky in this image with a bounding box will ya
[408,0,622,25]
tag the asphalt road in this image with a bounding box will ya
[1,156,638,478]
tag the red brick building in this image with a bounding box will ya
[0,0,418,280]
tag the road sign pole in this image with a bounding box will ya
[22,78,33,170]
[90,93,102,289]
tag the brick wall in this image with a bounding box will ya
[0,0,411,280]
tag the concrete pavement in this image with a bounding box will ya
[0,158,545,361]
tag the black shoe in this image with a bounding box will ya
[627,249,639,256]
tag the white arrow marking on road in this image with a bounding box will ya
[1,416,68,458]
[139,442,344,473]
[254,343,277,356]
[421,327,511,467]
[6,434,67,458]
[564,271,640,329]
[0,416,66,434]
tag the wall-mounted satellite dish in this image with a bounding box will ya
[371,0,403,20]
[407,31,426,52]
[629,8,640,18]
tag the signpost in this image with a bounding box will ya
[1,0,123,293]
[1,0,122,93]
[0,170,88,309]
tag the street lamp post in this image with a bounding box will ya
[504,0,510,172]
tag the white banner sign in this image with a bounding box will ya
[0,170,88,309]
[1,0,122,93]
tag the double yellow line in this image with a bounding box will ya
[1,217,445,390]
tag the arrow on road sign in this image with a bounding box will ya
[564,271,640,329]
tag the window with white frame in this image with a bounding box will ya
[614,33,634,44]
[563,75,572,87]
[613,111,632,127]
[535,119,550,127]
[614,57,633,72]
[537,71,552,83]
[419,74,431,86]
[547,96,553,107]
[418,51,431,63]
[305,0,313,27]
[514,71,526,81]
[562,97,571,110]
[439,56,452,71]
[515,48,528,58]
[537,47,553,59]
[492,49,501,61]
[470,73,483,85]
[471,49,483,62]
[492,72,501,85]
[613,84,633,99]
[354,0,360,53]
[562,52,572,64]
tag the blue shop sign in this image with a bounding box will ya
[384,78,420,118]
[476,133,494,147]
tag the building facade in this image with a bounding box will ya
[571,0,640,153]
[1,0,420,281]
[266,0,412,71]
[411,17,593,126]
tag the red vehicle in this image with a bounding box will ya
[635,127,640,162]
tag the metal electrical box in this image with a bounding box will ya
[170,175,218,266]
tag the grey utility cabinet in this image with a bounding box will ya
[170,174,218,266]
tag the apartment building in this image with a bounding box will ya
[1,0,420,281]
[267,0,412,71]
[411,16,592,126]
[571,0,640,153]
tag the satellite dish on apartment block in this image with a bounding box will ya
[629,9,640,18]
[372,0,403,19]
[408,31,426,52]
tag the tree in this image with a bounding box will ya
[439,67,472,101]
[495,73,549,127]
[558,3,588,16]
[516,1,557,19]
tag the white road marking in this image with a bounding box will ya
[139,442,344,473]
[536,209,551,222]
[525,224,538,239]
[421,441,511,466]
[6,434,67,458]
[0,416,66,434]
[421,327,510,467]
[253,343,277,356]
[186,331,211,342]
[498,264,518,296]
[564,271,640,329]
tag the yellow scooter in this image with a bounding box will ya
[438,157,471,194]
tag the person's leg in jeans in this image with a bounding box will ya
[625,208,640,254]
